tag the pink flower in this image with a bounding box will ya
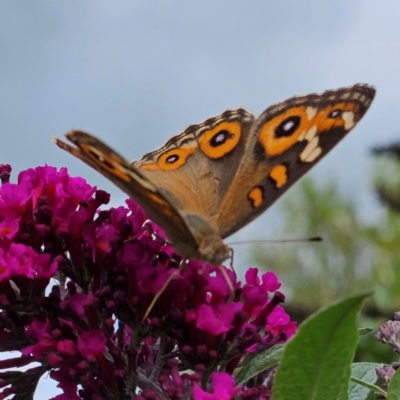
[193,372,242,399]
[47,352,63,367]
[0,247,12,281]
[195,302,243,335]
[32,251,58,279]
[0,206,20,239]
[0,165,293,399]
[22,319,57,358]
[6,243,37,279]
[266,305,297,339]
[82,221,118,253]
[126,198,148,232]
[63,175,96,203]
[78,329,107,362]
[0,243,58,280]
[243,269,281,316]
[204,266,237,301]
[0,178,34,208]
[57,340,76,356]
[60,293,96,317]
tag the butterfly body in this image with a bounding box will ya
[54,84,375,265]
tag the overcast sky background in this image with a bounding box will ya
[1,1,399,398]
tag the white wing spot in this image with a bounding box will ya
[342,111,355,129]
[306,107,317,120]
[300,136,319,162]
[304,125,318,141]
[305,146,322,162]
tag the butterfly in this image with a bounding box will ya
[54,84,375,266]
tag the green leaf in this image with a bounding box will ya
[350,377,386,398]
[358,327,373,336]
[271,291,371,400]
[387,368,400,400]
[349,362,384,399]
[235,344,285,385]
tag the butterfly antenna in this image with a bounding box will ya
[228,236,323,245]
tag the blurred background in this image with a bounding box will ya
[1,1,400,398]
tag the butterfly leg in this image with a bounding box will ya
[125,221,171,246]
[141,259,188,323]
[218,264,236,303]
[228,247,236,276]
[220,247,237,302]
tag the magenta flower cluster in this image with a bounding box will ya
[0,164,296,400]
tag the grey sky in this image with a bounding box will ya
[0,2,399,398]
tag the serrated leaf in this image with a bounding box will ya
[271,291,371,400]
[387,368,400,400]
[235,344,285,385]
[349,362,383,400]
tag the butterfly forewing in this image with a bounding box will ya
[217,84,376,238]
[54,131,198,253]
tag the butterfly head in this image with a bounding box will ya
[176,214,230,265]
[196,234,231,266]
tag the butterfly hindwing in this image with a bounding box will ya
[133,109,255,233]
